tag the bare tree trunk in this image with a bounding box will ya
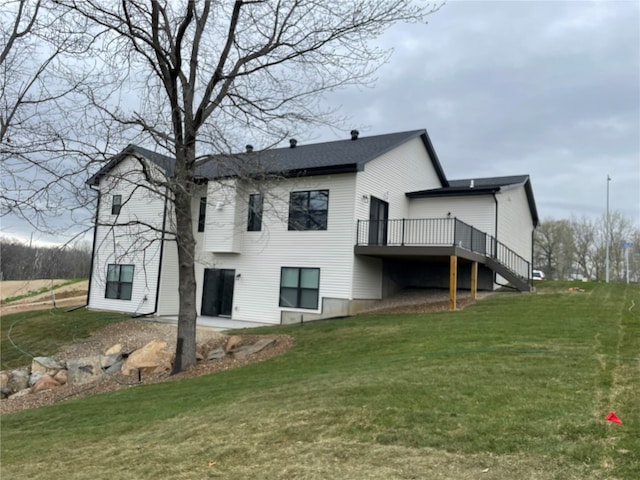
[173,186,198,373]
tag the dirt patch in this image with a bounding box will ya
[1,319,294,415]
[0,280,88,315]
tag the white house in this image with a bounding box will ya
[86,129,538,325]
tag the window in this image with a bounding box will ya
[247,193,263,231]
[198,197,207,232]
[105,264,134,300]
[279,267,320,309]
[288,190,329,230]
[111,195,122,215]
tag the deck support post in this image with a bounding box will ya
[449,255,457,311]
[470,261,478,300]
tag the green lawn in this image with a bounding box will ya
[1,309,129,370]
[1,282,638,479]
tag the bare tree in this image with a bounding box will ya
[534,218,574,279]
[599,211,635,281]
[572,216,597,279]
[0,0,125,238]
[53,0,441,372]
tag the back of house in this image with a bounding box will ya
[86,129,538,325]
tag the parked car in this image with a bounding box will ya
[532,270,546,281]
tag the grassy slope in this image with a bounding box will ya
[1,283,638,479]
[1,309,129,370]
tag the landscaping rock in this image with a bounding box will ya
[53,369,68,385]
[121,339,173,376]
[100,352,123,369]
[104,360,124,374]
[233,338,277,359]
[0,371,9,388]
[28,371,44,387]
[105,343,123,355]
[225,335,242,352]
[1,387,11,399]
[31,356,65,375]
[7,368,30,393]
[32,374,61,393]
[67,356,103,385]
[9,388,31,399]
[207,347,226,360]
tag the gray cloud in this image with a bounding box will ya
[318,0,639,224]
[4,1,639,245]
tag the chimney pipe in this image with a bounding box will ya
[350,129,359,140]
[245,144,254,153]
[289,138,297,148]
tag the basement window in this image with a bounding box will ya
[105,264,134,300]
[279,267,320,309]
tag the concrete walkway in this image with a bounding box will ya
[153,315,272,331]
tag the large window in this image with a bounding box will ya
[105,264,134,300]
[247,193,263,231]
[198,197,207,232]
[288,190,329,230]
[111,195,122,215]
[279,267,320,309]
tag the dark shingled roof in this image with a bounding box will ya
[86,144,175,186]
[406,174,539,226]
[87,129,449,186]
[87,131,537,226]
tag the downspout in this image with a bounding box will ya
[492,191,499,286]
[86,184,101,309]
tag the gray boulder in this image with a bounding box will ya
[29,371,44,387]
[100,352,123,369]
[9,388,31,399]
[233,338,277,359]
[67,356,103,385]
[7,367,30,393]
[207,347,226,360]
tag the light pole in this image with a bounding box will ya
[605,175,611,283]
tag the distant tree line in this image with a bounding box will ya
[534,211,639,282]
[0,238,91,280]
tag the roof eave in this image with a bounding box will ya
[406,187,500,198]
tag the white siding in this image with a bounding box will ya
[202,179,244,253]
[88,156,166,314]
[194,173,357,324]
[496,185,534,263]
[408,195,496,236]
[156,238,179,316]
[352,136,443,299]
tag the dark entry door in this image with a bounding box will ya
[369,196,389,245]
[202,269,235,317]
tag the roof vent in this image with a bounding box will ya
[289,138,297,148]
[469,179,475,188]
[246,144,254,153]
[350,129,359,140]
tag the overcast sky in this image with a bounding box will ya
[3,0,639,245]
[313,0,640,226]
